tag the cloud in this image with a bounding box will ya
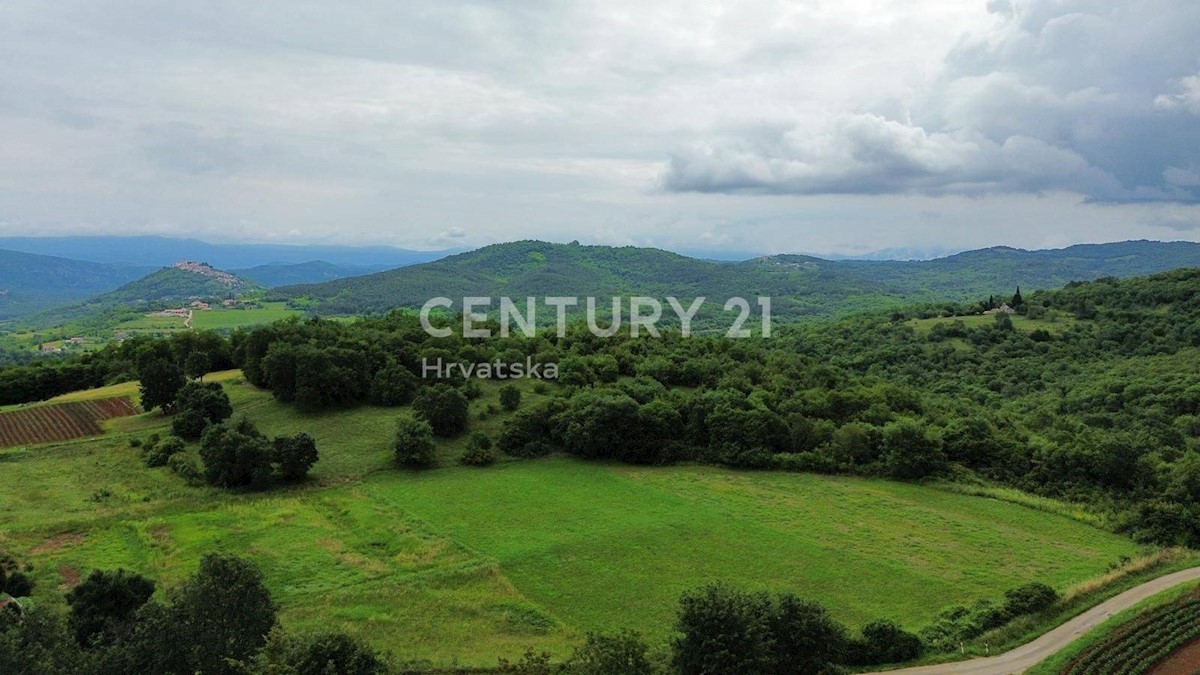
[663,113,1121,197]
[663,0,1200,203]
[1140,205,1200,232]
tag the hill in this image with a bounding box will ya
[17,262,261,330]
[232,260,393,287]
[833,240,1200,300]
[274,239,1200,321]
[0,249,153,319]
[275,240,903,321]
[0,235,458,268]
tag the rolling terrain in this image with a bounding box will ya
[1,373,1143,667]
[0,249,154,319]
[276,239,1200,321]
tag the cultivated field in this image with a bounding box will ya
[0,374,1145,667]
[908,312,1080,335]
[0,396,139,447]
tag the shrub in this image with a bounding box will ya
[167,453,203,485]
[171,381,233,440]
[199,419,273,489]
[461,432,497,466]
[499,384,522,411]
[1003,582,1059,616]
[672,583,848,675]
[368,363,418,406]
[394,415,436,468]
[144,436,186,468]
[272,433,319,482]
[412,384,469,437]
[65,569,155,647]
[462,379,483,400]
[276,631,386,675]
[567,630,653,675]
[848,619,923,665]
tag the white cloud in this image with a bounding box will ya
[663,0,1200,203]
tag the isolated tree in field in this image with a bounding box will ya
[65,569,155,647]
[199,419,273,488]
[138,358,185,413]
[184,351,211,380]
[171,380,233,440]
[1011,286,1023,307]
[412,384,469,436]
[394,414,436,468]
[499,384,521,411]
[272,433,319,481]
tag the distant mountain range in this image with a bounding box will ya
[274,239,1200,321]
[0,235,457,268]
[8,238,1200,329]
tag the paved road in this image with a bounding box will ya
[869,567,1200,675]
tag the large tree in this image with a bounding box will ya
[137,358,185,413]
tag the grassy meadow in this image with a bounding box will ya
[0,373,1147,666]
[908,312,1080,335]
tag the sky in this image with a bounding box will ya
[1,0,1198,256]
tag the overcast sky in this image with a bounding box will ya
[1,0,1198,256]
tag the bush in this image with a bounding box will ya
[199,419,273,489]
[277,631,386,675]
[1003,582,1059,617]
[672,583,847,675]
[144,436,185,468]
[412,384,469,437]
[171,381,233,440]
[65,569,155,647]
[272,433,319,482]
[499,384,522,411]
[567,630,653,675]
[394,415,436,468]
[167,453,203,485]
[848,619,923,665]
[171,409,209,441]
[460,432,497,466]
[368,363,419,406]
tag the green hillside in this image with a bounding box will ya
[17,262,261,331]
[232,260,392,287]
[0,249,152,319]
[275,240,903,321]
[276,240,1200,321]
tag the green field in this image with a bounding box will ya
[0,375,1144,666]
[908,312,1080,335]
[110,302,299,335]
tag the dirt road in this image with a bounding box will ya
[870,566,1200,675]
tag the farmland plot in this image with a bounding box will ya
[0,397,140,447]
